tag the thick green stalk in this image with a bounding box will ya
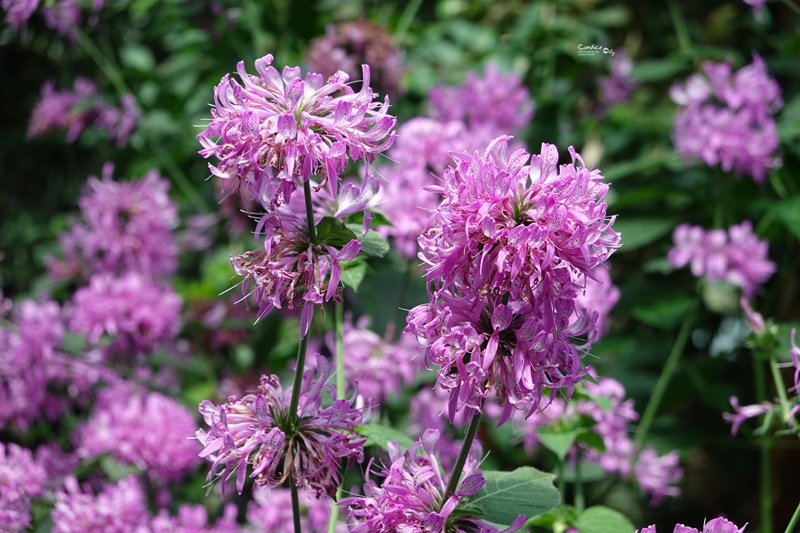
[754,352,773,533]
[291,483,302,533]
[784,499,800,533]
[633,303,698,455]
[574,454,585,513]
[770,357,791,417]
[442,406,483,505]
[387,259,413,341]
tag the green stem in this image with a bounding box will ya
[668,0,692,54]
[557,459,566,502]
[326,302,346,533]
[781,0,800,17]
[575,455,585,513]
[394,0,424,43]
[387,259,413,341]
[291,482,302,533]
[761,441,774,533]
[304,180,317,245]
[633,302,698,456]
[783,499,800,533]
[442,405,483,505]
[770,357,791,416]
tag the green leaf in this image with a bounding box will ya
[526,504,579,530]
[346,224,390,257]
[340,260,367,292]
[316,217,358,248]
[575,429,606,453]
[355,424,414,452]
[632,295,695,329]
[464,467,561,527]
[536,427,579,461]
[60,331,87,355]
[612,218,675,252]
[100,456,139,481]
[120,44,155,71]
[182,382,216,407]
[629,58,688,82]
[347,209,393,228]
[589,395,613,412]
[772,195,800,241]
[575,506,635,533]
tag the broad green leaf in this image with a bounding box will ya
[355,424,414,452]
[575,429,605,453]
[632,295,695,329]
[536,427,579,461]
[772,195,800,241]
[612,218,675,252]
[526,504,579,530]
[347,209,393,228]
[182,382,216,406]
[60,331,87,355]
[465,467,560,527]
[317,217,358,248]
[629,58,688,81]
[100,456,140,481]
[589,395,613,412]
[575,506,635,533]
[340,260,367,292]
[346,224,390,257]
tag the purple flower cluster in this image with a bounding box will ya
[520,378,682,505]
[147,504,241,533]
[574,266,620,342]
[247,485,344,533]
[197,53,395,211]
[320,316,419,406]
[196,354,365,497]
[48,164,179,281]
[671,54,782,182]
[0,442,48,533]
[3,0,104,33]
[75,381,200,481]
[379,65,534,260]
[406,137,620,425]
[1,297,70,430]
[667,221,775,298]
[29,79,138,147]
[2,0,39,29]
[305,20,404,96]
[598,49,639,109]
[68,271,182,355]
[637,517,746,533]
[341,429,527,532]
[52,476,150,533]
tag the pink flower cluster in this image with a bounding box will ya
[598,49,639,109]
[197,53,395,211]
[3,0,104,34]
[380,64,534,260]
[196,354,365,497]
[247,485,345,533]
[406,137,620,425]
[637,517,746,533]
[340,429,527,532]
[520,378,683,505]
[48,164,179,281]
[28,79,138,147]
[75,381,200,482]
[0,442,48,533]
[667,221,775,298]
[671,54,782,182]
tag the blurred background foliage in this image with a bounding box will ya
[2,0,800,530]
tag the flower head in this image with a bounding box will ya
[247,485,344,533]
[48,164,178,280]
[0,443,48,533]
[671,53,782,182]
[637,517,747,533]
[52,476,150,533]
[76,381,200,481]
[406,137,620,424]
[667,221,775,298]
[147,503,240,533]
[341,429,527,532]
[197,53,396,211]
[196,354,365,497]
[598,49,639,109]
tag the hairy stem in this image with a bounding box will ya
[291,483,302,533]
[442,404,483,505]
[633,302,698,457]
[304,179,317,245]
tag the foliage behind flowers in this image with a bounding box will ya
[2,1,800,533]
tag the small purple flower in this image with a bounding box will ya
[429,63,534,137]
[321,316,419,406]
[634,448,683,506]
[75,381,200,482]
[196,354,365,498]
[197,53,396,211]
[0,443,48,533]
[407,138,620,424]
[247,485,343,532]
[574,266,620,342]
[598,49,639,109]
[52,476,150,533]
[667,221,775,298]
[740,297,765,335]
[671,54,782,182]
[147,503,240,533]
[637,517,747,533]
[723,396,772,435]
[69,271,182,355]
[340,429,527,532]
[2,0,39,30]
[305,20,404,96]
[48,164,178,281]
[42,0,80,38]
